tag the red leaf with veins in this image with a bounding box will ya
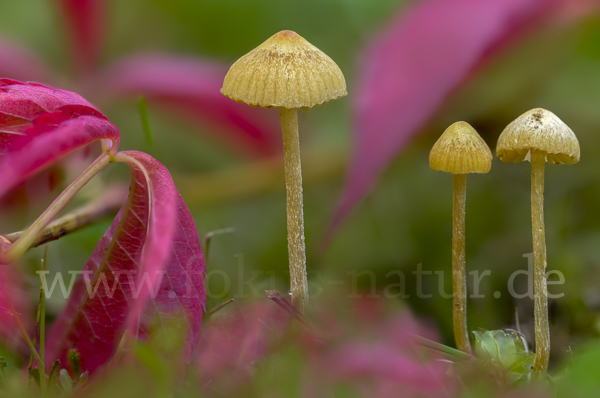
[57,0,105,74]
[45,151,206,375]
[331,0,563,233]
[0,79,108,152]
[97,54,281,157]
[0,116,119,199]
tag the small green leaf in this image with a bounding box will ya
[47,360,61,393]
[472,329,534,382]
[28,366,40,387]
[59,369,74,393]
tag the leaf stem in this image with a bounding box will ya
[452,174,471,353]
[0,152,110,264]
[280,108,308,314]
[40,249,47,378]
[8,297,46,395]
[4,186,123,248]
[531,150,549,377]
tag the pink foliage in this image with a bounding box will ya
[0,79,105,151]
[45,151,206,374]
[303,308,451,398]
[0,80,205,375]
[0,262,31,351]
[196,297,450,397]
[196,301,291,387]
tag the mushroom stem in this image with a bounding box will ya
[452,173,471,353]
[531,150,549,376]
[280,107,308,314]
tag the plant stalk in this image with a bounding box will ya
[531,150,549,377]
[4,187,123,248]
[0,153,110,264]
[452,174,471,353]
[8,299,46,395]
[280,108,308,314]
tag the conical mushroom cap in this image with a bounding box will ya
[429,121,492,174]
[221,30,347,109]
[496,108,580,165]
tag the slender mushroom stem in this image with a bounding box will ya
[531,150,550,377]
[280,107,308,314]
[452,173,471,353]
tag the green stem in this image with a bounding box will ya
[8,299,46,395]
[280,108,308,314]
[40,249,47,379]
[0,152,110,263]
[531,150,550,377]
[452,174,471,353]
[4,187,123,248]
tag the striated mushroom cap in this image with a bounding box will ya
[221,30,347,110]
[496,108,580,165]
[429,121,492,174]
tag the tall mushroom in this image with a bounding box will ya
[497,108,579,376]
[429,121,492,353]
[221,31,347,314]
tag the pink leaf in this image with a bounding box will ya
[331,0,562,233]
[195,301,290,387]
[0,261,32,351]
[56,0,105,74]
[0,39,53,82]
[46,151,206,375]
[304,306,452,398]
[96,54,281,157]
[0,80,118,200]
[0,116,119,200]
[0,79,107,152]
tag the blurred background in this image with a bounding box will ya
[1,0,600,373]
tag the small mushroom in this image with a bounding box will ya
[496,108,580,377]
[222,30,347,314]
[430,121,492,353]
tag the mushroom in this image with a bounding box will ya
[221,30,347,314]
[429,121,492,353]
[496,108,580,376]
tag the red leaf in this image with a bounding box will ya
[96,54,281,157]
[0,79,107,152]
[195,301,290,387]
[56,0,105,75]
[0,116,119,200]
[331,0,562,233]
[0,39,52,83]
[0,261,32,351]
[304,305,452,398]
[45,151,206,374]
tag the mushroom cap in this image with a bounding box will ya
[221,30,347,109]
[496,108,580,165]
[429,121,492,174]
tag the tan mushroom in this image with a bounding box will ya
[497,108,580,377]
[222,30,347,314]
[430,121,492,353]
